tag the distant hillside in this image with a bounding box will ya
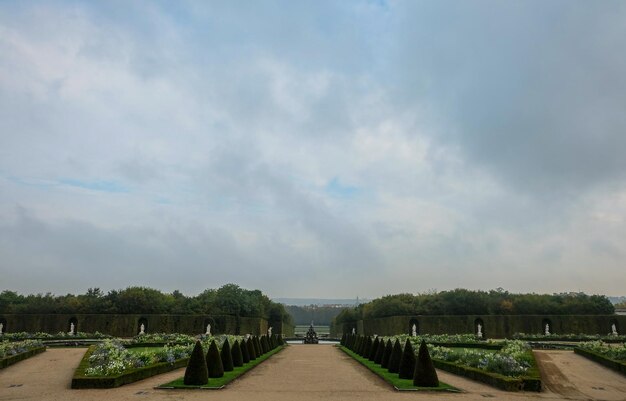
[609,296,626,305]
[274,298,370,306]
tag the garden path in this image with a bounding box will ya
[2,345,626,401]
[534,350,626,401]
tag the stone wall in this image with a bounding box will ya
[332,315,626,338]
[0,314,278,337]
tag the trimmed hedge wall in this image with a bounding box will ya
[574,348,626,377]
[0,346,46,369]
[2,314,275,337]
[71,346,189,389]
[334,315,626,338]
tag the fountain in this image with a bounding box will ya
[303,323,319,344]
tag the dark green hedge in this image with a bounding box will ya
[432,353,541,392]
[0,347,46,369]
[574,348,626,377]
[71,346,189,389]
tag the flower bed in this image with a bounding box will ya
[574,341,626,376]
[514,333,626,343]
[379,336,541,392]
[125,333,197,346]
[2,331,111,341]
[71,340,193,388]
[0,340,46,369]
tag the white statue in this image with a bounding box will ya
[477,323,483,338]
[544,323,550,335]
[412,324,417,337]
[139,323,145,335]
[0,322,3,335]
[268,326,272,336]
[206,324,211,336]
[352,327,356,335]
[612,323,618,336]
[69,322,75,335]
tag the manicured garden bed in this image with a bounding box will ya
[71,341,192,389]
[158,344,286,389]
[514,333,626,343]
[0,340,46,369]
[339,346,457,391]
[574,341,626,377]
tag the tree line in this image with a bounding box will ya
[284,305,347,326]
[0,284,293,324]
[334,289,615,325]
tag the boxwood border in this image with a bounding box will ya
[574,347,626,377]
[432,350,541,392]
[0,346,46,369]
[71,345,189,389]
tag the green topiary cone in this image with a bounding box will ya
[247,337,257,360]
[369,337,380,361]
[398,339,416,379]
[183,340,208,385]
[220,338,234,372]
[231,340,244,367]
[414,340,439,387]
[362,336,372,358]
[253,336,262,356]
[354,336,363,353]
[261,335,270,354]
[205,340,224,378]
[381,339,393,368]
[241,338,251,363]
[387,339,402,373]
[374,337,385,364]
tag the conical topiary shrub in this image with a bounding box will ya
[231,340,244,367]
[369,337,379,361]
[253,336,262,356]
[247,337,257,360]
[206,340,224,378]
[362,336,372,358]
[354,336,362,353]
[387,339,402,373]
[261,335,270,354]
[374,337,385,364]
[341,333,346,346]
[183,340,208,385]
[241,338,251,363]
[221,338,234,372]
[381,339,393,368]
[414,340,439,387]
[398,339,416,379]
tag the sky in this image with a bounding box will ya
[1,0,625,299]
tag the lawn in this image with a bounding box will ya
[158,345,285,389]
[339,346,458,391]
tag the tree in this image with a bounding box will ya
[381,339,393,368]
[183,341,208,385]
[414,340,439,387]
[398,339,416,379]
[206,340,224,378]
[387,339,402,373]
[221,338,234,372]
[231,340,244,367]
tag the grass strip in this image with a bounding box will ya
[157,345,286,390]
[338,346,458,392]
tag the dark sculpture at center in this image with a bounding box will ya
[303,323,319,344]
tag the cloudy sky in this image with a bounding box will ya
[1,0,625,298]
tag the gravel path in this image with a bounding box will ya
[1,345,626,401]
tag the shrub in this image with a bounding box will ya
[231,340,244,367]
[369,337,380,361]
[240,339,251,363]
[374,338,385,364]
[205,340,224,378]
[399,339,416,379]
[253,336,262,356]
[261,336,270,354]
[363,337,372,358]
[381,339,393,368]
[387,339,402,373]
[183,341,208,385]
[247,338,257,360]
[221,338,234,372]
[354,336,363,354]
[414,340,439,387]
[341,333,346,346]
